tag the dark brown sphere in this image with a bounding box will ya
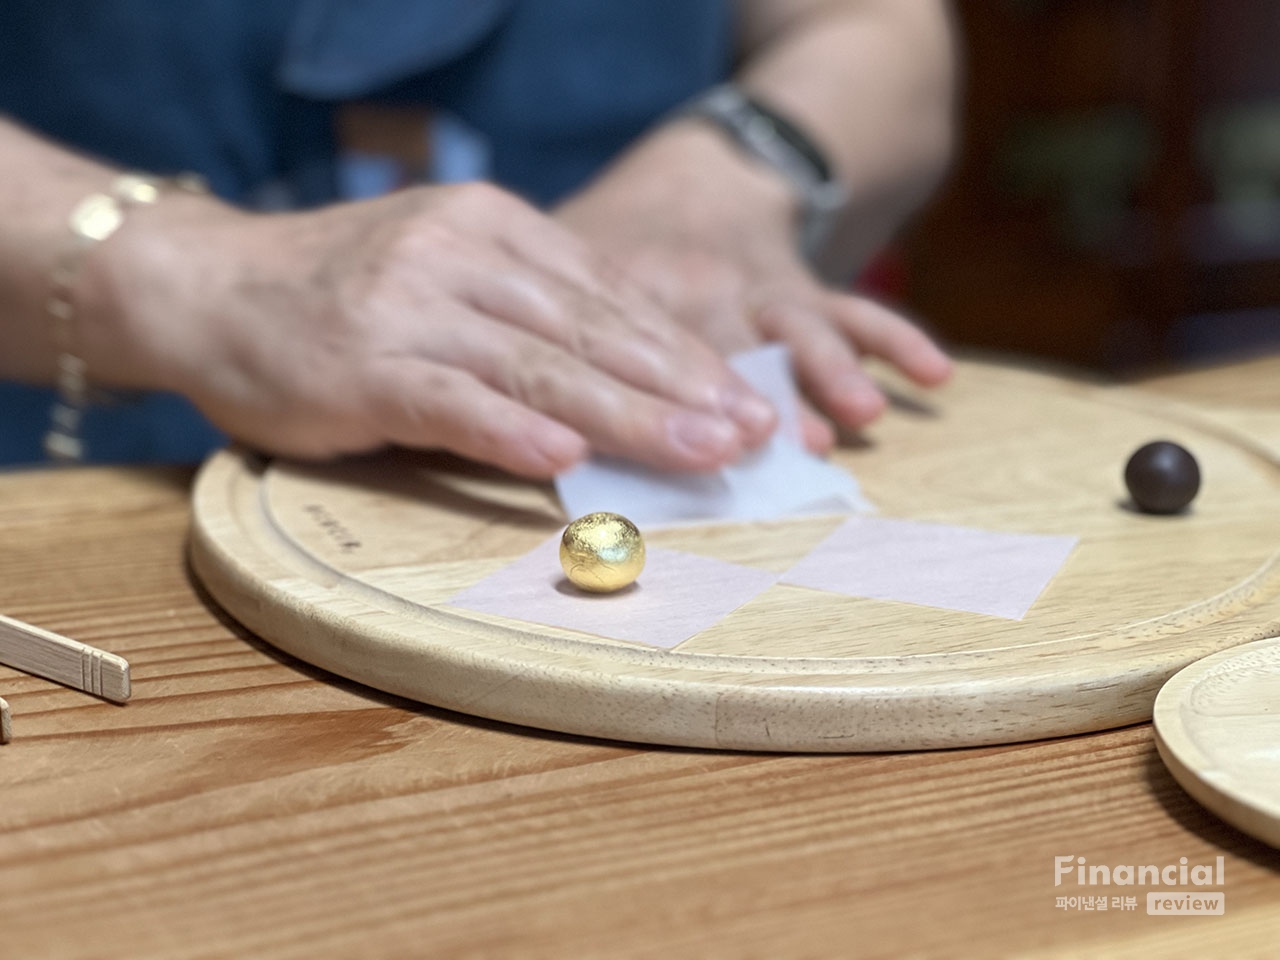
[1124,441,1200,514]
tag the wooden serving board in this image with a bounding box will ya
[189,359,1280,751]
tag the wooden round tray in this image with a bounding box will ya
[1154,635,1280,849]
[189,360,1280,751]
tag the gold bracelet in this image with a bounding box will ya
[44,172,208,462]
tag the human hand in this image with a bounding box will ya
[556,122,952,454]
[81,182,779,477]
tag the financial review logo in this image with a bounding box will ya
[1053,855,1225,915]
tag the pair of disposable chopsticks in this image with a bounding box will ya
[0,611,131,743]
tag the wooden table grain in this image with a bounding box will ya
[2,357,1279,960]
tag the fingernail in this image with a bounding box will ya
[930,353,955,383]
[838,376,887,421]
[668,412,741,460]
[804,416,837,455]
[720,385,777,436]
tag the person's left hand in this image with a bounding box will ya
[556,122,953,454]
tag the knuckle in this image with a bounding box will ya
[449,180,513,214]
[370,363,456,424]
[471,271,569,337]
[382,211,465,274]
[585,249,636,293]
[417,364,466,402]
[502,349,563,408]
[395,216,454,259]
[556,310,602,359]
[753,301,799,337]
[464,415,511,455]
[593,394,655,452]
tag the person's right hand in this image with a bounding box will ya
[80,181,778,478]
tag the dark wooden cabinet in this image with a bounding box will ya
[904,0,1280,372]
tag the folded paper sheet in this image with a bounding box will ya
[554,344,873,527]
[782,516,1079,620]
[446,537,779,649]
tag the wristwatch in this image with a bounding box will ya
[679,84,849,264]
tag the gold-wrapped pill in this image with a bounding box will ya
[559,512,645,593]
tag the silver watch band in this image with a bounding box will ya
[679,84,849,264]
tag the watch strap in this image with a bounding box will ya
[679,84,848,261]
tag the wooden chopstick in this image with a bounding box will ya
[0,612,130,703]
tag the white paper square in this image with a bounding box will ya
[781,516,1078,620]
[554,344,873,527]
[445,537,779,648]
[728,342,803,442]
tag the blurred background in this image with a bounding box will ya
[333,0,1280,378]
[899,0,1280,374]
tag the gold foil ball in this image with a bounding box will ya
[559,512,645,593]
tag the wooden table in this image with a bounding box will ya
[3,357,1279,959]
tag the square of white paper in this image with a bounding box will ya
[553,344,873,527]
[445,537,779,649]
[781,516,1078,620]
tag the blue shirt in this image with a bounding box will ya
[0,0,733,464]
